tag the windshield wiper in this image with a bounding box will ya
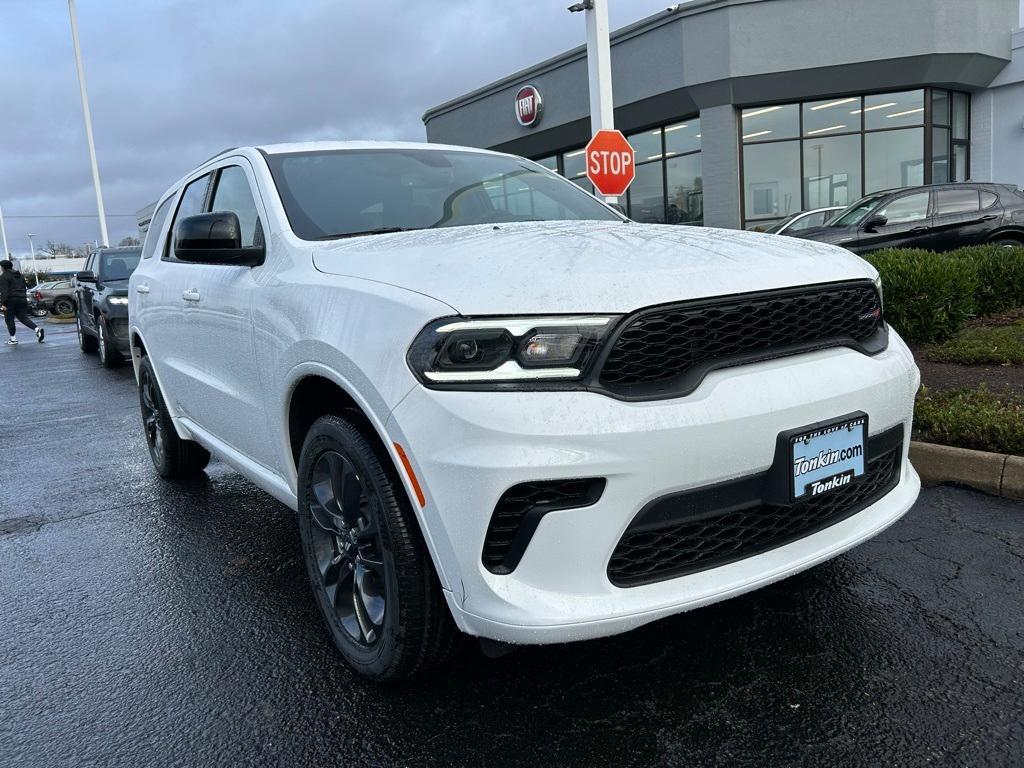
[322,226,421,240]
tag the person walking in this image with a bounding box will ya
[0,260,44,345]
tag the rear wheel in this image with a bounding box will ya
[138,355,210,479]
[296,414,460,681]
[993,236,1024,249]
[52,297,75,316]
[77,314,98,353]
[98,319,123,368]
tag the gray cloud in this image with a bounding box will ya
[0,0,673,255]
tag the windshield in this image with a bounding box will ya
[99,249,141,280]
[829,194,888,227]
[265,148,621,240]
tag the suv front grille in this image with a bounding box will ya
[607,441,902,588]
[597,281,885,399]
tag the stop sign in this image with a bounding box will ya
[585,129,635,197]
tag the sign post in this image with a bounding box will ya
[571,0,618,202]
[585,129,635,198]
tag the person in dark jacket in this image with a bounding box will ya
[0,260,44,345]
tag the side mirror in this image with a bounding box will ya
[863,214,888,231]
[608,202,627,217]
[174,212,264,266]
[76,270,96,283]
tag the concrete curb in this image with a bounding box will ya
[910,441,1024,501]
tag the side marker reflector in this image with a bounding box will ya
[394,442,426,508]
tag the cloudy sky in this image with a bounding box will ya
[0,0,676,256]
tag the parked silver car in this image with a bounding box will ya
[31,280,76,316]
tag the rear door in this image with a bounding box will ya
[178,159,271,465]
[855,190,932,253]
[926,187,1001,251]
[142,172,213,416]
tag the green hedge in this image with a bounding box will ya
[915,385,1024,455]
[865,244,1024,344]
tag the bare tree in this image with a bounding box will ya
[118,235,141,247]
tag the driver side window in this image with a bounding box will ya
[876,192,930,224]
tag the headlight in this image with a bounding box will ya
[408,315,619,387]
[108,296,129,306]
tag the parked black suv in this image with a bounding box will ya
[74,246,142,367]
[793,183,1024,254]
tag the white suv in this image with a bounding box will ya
[130,141,921,680]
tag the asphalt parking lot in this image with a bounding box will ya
[2,320,1023,767]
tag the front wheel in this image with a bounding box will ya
[77,314,98,353]
[98,319,123,368]
[138,355,210,479]
[296,414,460,681]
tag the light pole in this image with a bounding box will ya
[27,233,35,259]
[569,0,617,203]
[0,205,9,259]
[68,0,109,247]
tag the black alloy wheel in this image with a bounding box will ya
[297,414,460,680]
[52,297,74,316]
[137,355,210,479]
[307,450,389,646]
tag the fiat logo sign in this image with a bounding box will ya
[514,85,543,128]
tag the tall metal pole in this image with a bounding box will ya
[575,0,617,203]
[28,233,35,259]
[68,0,109,247]
[0,205,9,259]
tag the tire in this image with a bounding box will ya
[52,297,75,316]
[77,314,98,353]
[98,319,123,368]
[296,414,460,681]
[30,305,48,318]
[138,355,211,480]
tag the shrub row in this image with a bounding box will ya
[914,385,1024,456]
[865,245,1024,343]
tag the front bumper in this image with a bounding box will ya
[102,313,131,353]
[388,333,921,645]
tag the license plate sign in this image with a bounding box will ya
[791,416,866,500]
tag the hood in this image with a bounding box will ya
[790,225,859,248]
[312,220,875,315]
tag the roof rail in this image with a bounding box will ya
[199,146,238,166]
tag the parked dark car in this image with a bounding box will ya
[762,206,844,236]
[74,246,142,367]
[793,183,1024,254]
[30,280,77,316]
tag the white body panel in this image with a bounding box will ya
[130,141,921,645]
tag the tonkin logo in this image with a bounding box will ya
[514,85,543,128]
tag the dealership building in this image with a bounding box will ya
[423,0,1024,231]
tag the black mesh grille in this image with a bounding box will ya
[598,282,884,397]
[607,447,901,587]
[484,478,604,575]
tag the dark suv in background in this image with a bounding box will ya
[74,246,142,367]
[794,182,1024,254]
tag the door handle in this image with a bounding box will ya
[136,284,150,294]
[182,289,201,303]
[909,226,928,233]
[979,214,998,221]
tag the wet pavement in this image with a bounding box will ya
[2,320,1023,767]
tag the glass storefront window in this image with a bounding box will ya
[743,140,800,221]
[803,96,860,136]
[742,104,799,142]
[562,148,588,183]
[803,134,861,208]
[628,162,666,223]
[865,128,924,192]
[665,119,701,156]
[953,144,968,183]
[627,128,664,162]
[864,90,924,130]
[932,127,950,184]
[534,155,558,172]
[952,93,969,140]
[931,89,950,126]
[666,153,702,225]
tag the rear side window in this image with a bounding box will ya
[209,165,262,247]
[164,173,212,260]
[142,196,174,259]
[980,191,999,209]
[935,188,980,215]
